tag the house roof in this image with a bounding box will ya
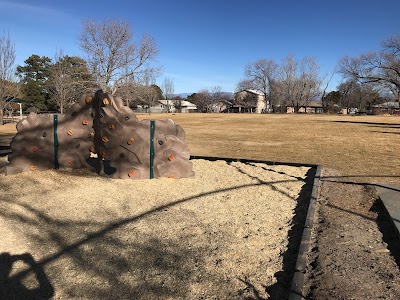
[307,100,323,107]
[158,100,197,108]
[373,101,399,108]
[235,89,264,96]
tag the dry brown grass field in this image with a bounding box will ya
[1,113,400,184]
[137,113,400,185]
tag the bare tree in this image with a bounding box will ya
[191,90,212,112]
[235,79,256,92]
[162,77,174,113]
[0,33,19,124]
[79,18,161,95]
[277,55,322,112]
[48,50,95,114]
[338,33,400,102]
[140,85,159,113]
[244,59,278,111]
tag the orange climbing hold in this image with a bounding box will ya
[29,166,37,171]
[127,137,134,145]
[168,153,174,161]
[109,124,116,130]
[103,98,109,106]
[82,120,89,125]
[67,159,73,165]
[102,136,109,143]
[128,170,136,177]
[67,129,74,136]
[101,151,107,159]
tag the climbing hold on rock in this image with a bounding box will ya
[102,136,109,143]
[127,137,134,145]
[67,130,74,136]
[103,98,109,106]
[158,140,163,145]
[43,132,47,137]
[85,95,93,104]
[124,116,130,121]
[88,132,94,140]
[89,145,96,153]
[109,124,116,130]
[82,120,89,125]
[30,146,38,152]
[168,153,174,161]
[101,151,106,159]
[30,165,37,171]
[128,170,136,177]
[67,159,73,165]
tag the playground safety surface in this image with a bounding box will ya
[0,158,317,299]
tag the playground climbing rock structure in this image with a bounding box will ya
[6,90,194,179]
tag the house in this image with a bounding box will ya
[372,102,400,115]
[286,100,324,113]
[233,89,268,113]
[149,100,197,113]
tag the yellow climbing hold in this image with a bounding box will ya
[85,95,93,104]
[127,137,134,145]
[67,129,74,136]
[103,98,109,106]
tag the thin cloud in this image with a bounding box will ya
[0,1,74,20]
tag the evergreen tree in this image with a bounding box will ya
[17,54,52,112]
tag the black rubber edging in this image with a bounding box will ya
[190,155,321,299]
[288,165,321,300]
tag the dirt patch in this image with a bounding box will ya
[305,168,400,299]
[0,159,313,299]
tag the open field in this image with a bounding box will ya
[2,113,400,185]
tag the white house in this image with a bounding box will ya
[149,100,197,113]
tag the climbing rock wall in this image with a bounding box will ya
[6,90,194,179]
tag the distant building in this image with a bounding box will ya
[233,89,268,113]
[149,100,197,113]
[372,101,400,115]
[286,100,324,113]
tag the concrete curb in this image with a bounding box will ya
[375,185,400,240]
[289,165,321,300]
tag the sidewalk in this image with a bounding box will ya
[376,185,400,238]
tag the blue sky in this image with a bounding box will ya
[1,0,399,94]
